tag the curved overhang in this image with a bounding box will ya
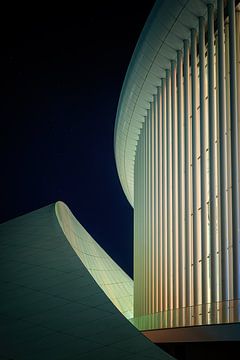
[55,201,133,319]
[0,203,173,359]
[114,0,215,206]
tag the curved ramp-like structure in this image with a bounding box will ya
[55,201,133,319]
[0,203,173,360]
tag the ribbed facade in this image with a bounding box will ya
[115,0,240,329]
[133,0,240,327]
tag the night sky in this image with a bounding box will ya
[0,2,155,277]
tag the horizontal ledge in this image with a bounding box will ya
[142,322,240,343]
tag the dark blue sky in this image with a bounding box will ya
[0,2,155,277]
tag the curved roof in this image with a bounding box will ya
[55,201,133,319]
[0,203,173,359]
[114,0,215,206]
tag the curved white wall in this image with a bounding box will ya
[114,0,217,206]
[55,201,133,319]
[115,0,240,329]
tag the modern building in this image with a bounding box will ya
[1,0,240,359]
[0,203,173,359]
[114,0,240,344]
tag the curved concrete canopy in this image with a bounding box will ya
[55,201,133,319]
[114,0,216,206]
[0,203,174,359]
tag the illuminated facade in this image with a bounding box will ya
[56,201,133,319]
[0,204,172,359]
[115,0,240,334]
[2,1,240,357]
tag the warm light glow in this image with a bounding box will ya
[115,0,240,330]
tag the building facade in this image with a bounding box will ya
[56,201,134,319]
[0,203,172,359]
[115,0,240,332]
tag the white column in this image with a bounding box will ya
[184,39,192,309]
[177,49,186,311]
[229,0,240,303]
[171,60,179,314]
[208,3,218,306]
[162,78,168,312]
[199,16,210,311]
[191,28,202,309]
[166,69,173,313]
[217,0,230,307]
[157,86,163,313]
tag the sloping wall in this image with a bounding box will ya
[0,203,174,360]
[55,201,133,319]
